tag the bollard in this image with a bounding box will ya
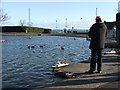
[116,13,120,47]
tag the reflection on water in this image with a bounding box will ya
[2,35,90,88]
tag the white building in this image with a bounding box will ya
[107,26,116,40]
[106,1,119,40]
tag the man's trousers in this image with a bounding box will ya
[90,49,102,72]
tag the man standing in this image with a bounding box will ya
[88,16,107,73]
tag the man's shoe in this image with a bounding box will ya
[97,71,102,73]
[85,70,94,74]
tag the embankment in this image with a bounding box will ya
[1,26,51,35]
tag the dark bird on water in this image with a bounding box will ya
[74,38,76,40]
[27,45,31,48]
[27,45,35,48]
[61,47,64,50]
[31,46,35,48]
[40,45,44,48]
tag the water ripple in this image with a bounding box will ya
[2,36,90,88]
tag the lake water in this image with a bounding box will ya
[2,35,90,88]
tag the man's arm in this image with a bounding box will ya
[88,25,94,38]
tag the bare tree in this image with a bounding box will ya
[27,22,34,27]
[0,8,9,23]
[19,19,26,26]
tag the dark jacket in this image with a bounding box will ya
[88,22,107,49]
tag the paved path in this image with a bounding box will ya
[43,54,120,89]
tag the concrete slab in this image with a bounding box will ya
[44,54,120,88]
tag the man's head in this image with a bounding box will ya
[95,16,102,22]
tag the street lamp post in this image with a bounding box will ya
[96,8,98,16]
[29,8,31,27]
[65,18,67,28]
[56,20,58,28]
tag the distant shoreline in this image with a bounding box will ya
[1,33,88,38]
[1,33,38,36]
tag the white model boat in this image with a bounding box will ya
[104,50,116,54]
[52,58,70,68]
